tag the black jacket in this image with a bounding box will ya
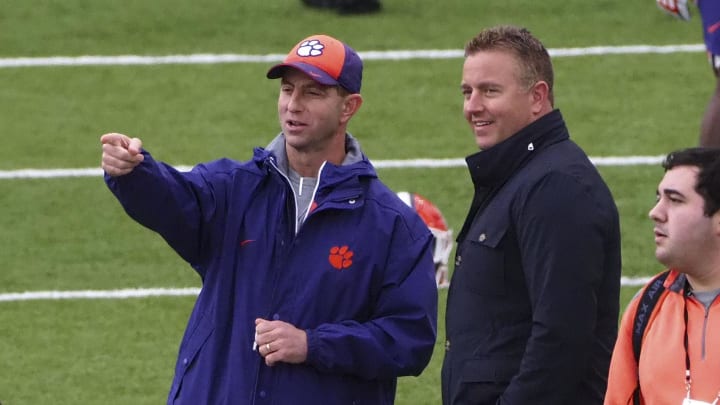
[441,110,621,404]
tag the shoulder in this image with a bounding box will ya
[626,270,681,317]
[363,181,431,241]
[517,143,614,207]
[528,140,602,184]
[192,157,266,178]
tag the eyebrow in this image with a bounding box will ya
[461,81,503,91]
[657,188,685,199]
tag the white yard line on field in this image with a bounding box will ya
[0,277,652,302]
[0,287,200,302]
[0,288,201,302]
[0,155,665,180]
[0,44,705,68]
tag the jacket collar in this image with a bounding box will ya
[465,109,569,188]
[666,270,691,295]
[252,133,377,187]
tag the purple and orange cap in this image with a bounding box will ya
[266,34,363,94]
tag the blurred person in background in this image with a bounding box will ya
[605,147,720,405]
[657,0,720,147]
[397,191,454,289]
[441,25,622,404]
[302,0,381,14]
[100,33,437,405]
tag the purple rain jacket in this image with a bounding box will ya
[105,134,438,405]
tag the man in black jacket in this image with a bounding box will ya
[441,25,622,404]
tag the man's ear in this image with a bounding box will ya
[530,81,550,114]
[713,210,720,237]
[341,94,363,121]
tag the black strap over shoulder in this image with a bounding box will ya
[631,270,671,405]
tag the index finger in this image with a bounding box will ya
[100,133,130,147]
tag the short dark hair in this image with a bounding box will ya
[464,25,554,105]
[662,147,720,216]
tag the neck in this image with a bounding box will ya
[685,263,720,292]
[287,148,346,177]
[288,156,323,178]
[286,132,347,177]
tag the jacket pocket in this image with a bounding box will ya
[169,313,215,402]
[178,315,215,372]
[455,220,508,296]
[461,357,519,383]
[449,357,519,404]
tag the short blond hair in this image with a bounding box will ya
[465,25,554,105]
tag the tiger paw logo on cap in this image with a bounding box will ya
[266,34,363,94]
[297,40,325,57]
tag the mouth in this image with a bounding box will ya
[653,228,667,241]
[285,119,307,130]
[471,120,492,128]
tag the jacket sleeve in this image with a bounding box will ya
[304,222,439,380]
[500,172,620,403]
[604,294,641,405]
[104,151,227,271]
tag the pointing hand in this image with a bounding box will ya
[100,133,145,177]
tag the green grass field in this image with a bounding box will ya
[0,0,711,403]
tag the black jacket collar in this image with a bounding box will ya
[457,110,570,242]
[465,109,569,188]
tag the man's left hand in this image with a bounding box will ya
[254,318,308,367]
